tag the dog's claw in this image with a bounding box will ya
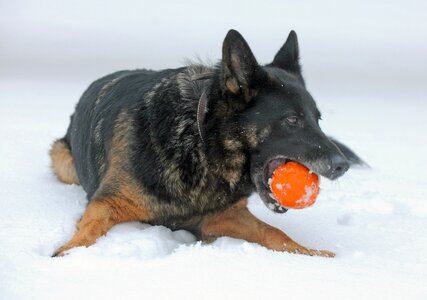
[51,250,64,257]
[314,249,335,257]
[51,246,71,257]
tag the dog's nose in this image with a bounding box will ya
[327,154,349,180]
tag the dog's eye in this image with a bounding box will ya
[286,116,298,125]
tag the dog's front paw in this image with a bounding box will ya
[51,242,78,257]
[51,247,68,257]
[284,242,335,258]
[307,249,335,258]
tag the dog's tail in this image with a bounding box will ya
[50,138,80,184]
[329,137,369,168]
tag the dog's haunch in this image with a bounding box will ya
[269,162,319,209]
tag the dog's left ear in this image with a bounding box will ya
[222,30,265,99]
[270,30,302,75]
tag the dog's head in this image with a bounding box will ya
[218,30,349,213]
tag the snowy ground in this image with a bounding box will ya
[1,1,427,299]
[1,75,427,299]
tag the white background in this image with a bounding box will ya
[1,1,427,299]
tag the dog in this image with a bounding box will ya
[51,29,363,257]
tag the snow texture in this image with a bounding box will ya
[1,1,427,299]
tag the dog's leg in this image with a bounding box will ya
[53,196,151,257]
[200,199,334,257]
[50,138,80,185]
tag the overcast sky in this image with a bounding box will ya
[1,0,426,99]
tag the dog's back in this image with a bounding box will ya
[52,64,250,210]
[61,68,181,198]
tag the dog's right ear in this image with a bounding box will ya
[270,30,301,75]
[221,30,263,99]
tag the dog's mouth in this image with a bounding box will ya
[265,157,289,213]
[253,156,318,213]
[253,156,290,213]
[264,156,289,185]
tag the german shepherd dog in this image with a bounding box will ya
[51,30,363,257]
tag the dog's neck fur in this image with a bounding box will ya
[196,91,208,143]
[177,64,253,190]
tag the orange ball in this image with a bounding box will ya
[269,162,320,209]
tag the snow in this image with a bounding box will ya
[2,79,427,300]
[1,1,427,299]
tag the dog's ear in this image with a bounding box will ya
[270,30,301,75]
[222,30,263,98]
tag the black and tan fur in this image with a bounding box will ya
[51,30,363,257]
